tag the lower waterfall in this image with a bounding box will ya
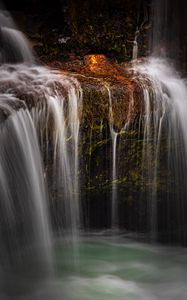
[0,104,52,297]
[0,64,82,297]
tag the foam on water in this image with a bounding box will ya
[46,237,187,300]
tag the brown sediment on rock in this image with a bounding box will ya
[0,55,145,129]
[49,55,145,130]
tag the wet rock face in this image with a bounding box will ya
[50,55,144,129]
[8,0,187,68]
[0,56,147,231]
[53,56,185,244]
[46,58,158,237]
[0,57,184,244]
[8,0,150,62]
[0,57,149,229]
[63,0,150,60]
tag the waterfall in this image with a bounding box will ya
[150,0,182,60]
[151,0,169,55]
[38,72,82,238]
[0,5,82,297]
[0,63,82,236]
[0,97,52,296]
[0,27,34,63]
[131,57,187,242]
[134,0,187,242]
[0,10,34,63]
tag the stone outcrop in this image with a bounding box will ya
[49,55,144,130]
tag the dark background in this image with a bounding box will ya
[1,0,187,67]
[1,0,150,61]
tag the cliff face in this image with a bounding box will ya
[8,0,150,63]
[0,55,179,242]
[3,0,187,244]
[46,56,187,244]
[6,0,187,69]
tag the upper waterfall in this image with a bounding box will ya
[150,0,187,63]
[0,10,34,63]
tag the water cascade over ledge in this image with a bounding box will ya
[0,7,83,297]
[131,57,187,242]
[1,1,187,300]
[0,10,34,63]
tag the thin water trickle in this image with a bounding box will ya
[110,130,118,230]
[132,28,139,60]
[106,86,119,230]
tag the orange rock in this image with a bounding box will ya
[84,54,119,77]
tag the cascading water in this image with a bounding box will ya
[0,62,82,237]
[1,0,187,299]
[0,10,34,63]
[130,57,187,243]
[128,0,187,242]
[0,6,82,298]
[0,98,52,297]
